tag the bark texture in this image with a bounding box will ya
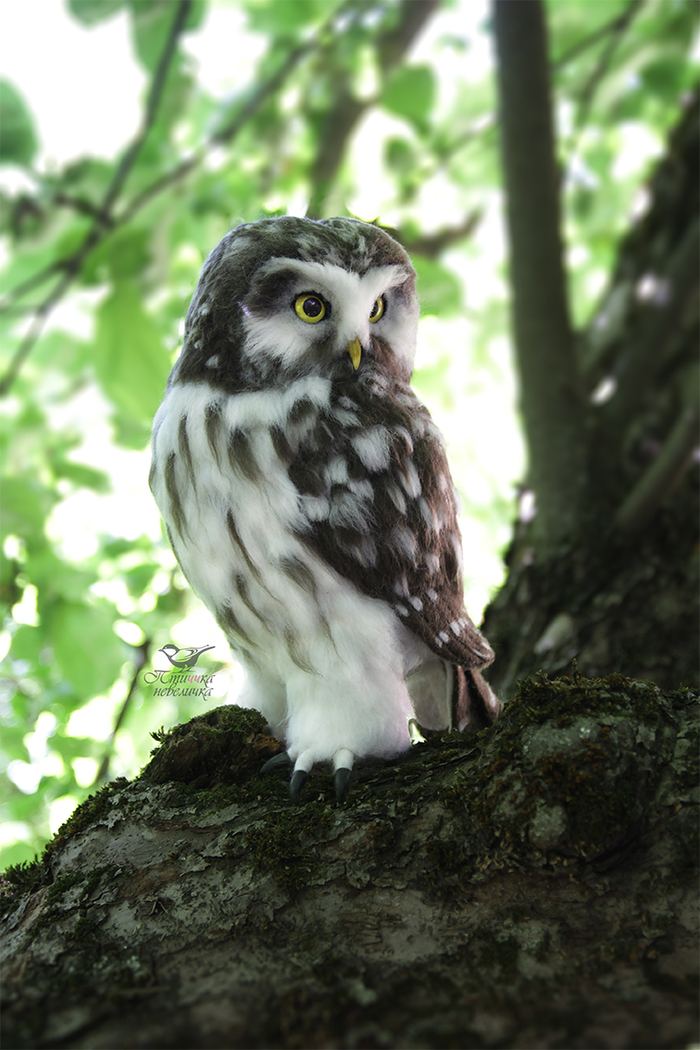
[482,86,699,699]
[2,684,697,1050]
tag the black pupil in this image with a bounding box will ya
[371,299,380,317]
[303,297,323,317]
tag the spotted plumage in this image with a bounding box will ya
[150,216,499,800]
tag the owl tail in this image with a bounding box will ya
[453,666,501,731]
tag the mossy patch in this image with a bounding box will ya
[140,704,281,789]
[440,670,698,872]
[245,799,333,893]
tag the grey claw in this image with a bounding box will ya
[261,752,291,774]
[289,769,308,803]
[334,767,351,802]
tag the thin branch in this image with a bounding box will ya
[0,270,75,396]
[614,404,699,535]
[0,2,342,394]
[119,41,312,227]
[0,0,192,396]
[393,212,483,257]
[552,0,644,71]
[93,641,151,785]
[602,217,700,446]
[493,0,587,552]
[306,0,440,219]
[572,0,644,134]
[102,0,193,217]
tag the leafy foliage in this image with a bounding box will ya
[0,0,697,865]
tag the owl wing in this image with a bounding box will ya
[289,379,495,675]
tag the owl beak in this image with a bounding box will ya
[348,337,362,371]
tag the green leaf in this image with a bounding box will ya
[381,66,435,132]
[52,461,111,493]
[242,0,333,35]
[413,255,463,316]
[83,226,152,283]
[9,625,42,665]
[0,81,39,167]
[385,137,417,175]
[93,280,169,427]
[68,0,125,26]
[127,0,204,72]
[46,600,124,699]
[0,478,55,548]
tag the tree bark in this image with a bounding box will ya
[1,688,697,1050]
[493,0,587,553]
[483,66,699,699]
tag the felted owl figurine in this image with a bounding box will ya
[150,216,499,801]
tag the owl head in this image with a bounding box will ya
[171,216,419,393]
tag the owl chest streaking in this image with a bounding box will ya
[150,216,499,800]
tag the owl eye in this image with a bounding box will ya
[369,297,385,323]
[294,293,327,324]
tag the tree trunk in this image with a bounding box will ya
[482,63,699,698]
[1,690,697,1050]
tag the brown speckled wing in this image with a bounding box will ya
[290,373,494,672]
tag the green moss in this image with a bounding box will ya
[245,799,332,893]
[436,672,698,876]
[44,778,130,861]
[72,915,95,942]
[46,871,85,904]
[140,704,279,788]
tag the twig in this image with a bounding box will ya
[602,218,700,446]
[305,0,440,218]
[552,0,644,71]
[0,0,192,397]
[0,269,75,396]
[572,0,643,133]
[400,211,482,257]
[93,640,151,785]
[103,0,193,217]
[119,41,312,227]
[614,404,699,535]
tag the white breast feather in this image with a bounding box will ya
[151,379,438,766]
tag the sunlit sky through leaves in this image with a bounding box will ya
[0,0,517,628]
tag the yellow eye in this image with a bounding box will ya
[369,297,385,323]
[294,293,326,324]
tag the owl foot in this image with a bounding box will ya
[260,748,354,803]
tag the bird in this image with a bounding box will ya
[157,644,215,670]
[150,215,499,801]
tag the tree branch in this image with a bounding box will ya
[305,0,440,219]
[0,2,346,395]
[571,0,643,134]
[602,217,700,445]
[0,0,192,396]
[614,400,699,535]
[552,0,644,72]
[493,0,587,552]
[93,640,151,786]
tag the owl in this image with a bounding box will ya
[150,216,499,801]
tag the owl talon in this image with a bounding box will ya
[334,767,352,802]
[289,769,308,803]
[260,752,292,774]
[333,748,354,802]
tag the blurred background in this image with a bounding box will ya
[1,0,697,866]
